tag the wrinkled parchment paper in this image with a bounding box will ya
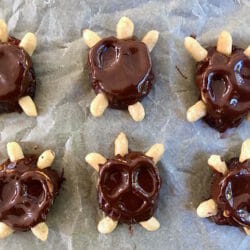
[0,0,250,249]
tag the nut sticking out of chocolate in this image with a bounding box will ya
[83,17,159,121]
[197,139,250,235]
[0,20,37,117]
[0,142,63,241]
[185,31,250,132]
[85,132,164,234]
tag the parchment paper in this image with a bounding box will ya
[0,0,249,249]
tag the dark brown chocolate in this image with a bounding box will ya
[0,37,36,113]
[88,36,153,109]
[196,46,250,132]
[98,152,161,224]
[210,158,250,227]
[0,155,62,231]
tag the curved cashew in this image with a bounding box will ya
[37,150,55,169]
[97,217,118,234]
[244,46,250,57]
[83,29,101,48]
[128,102,145,122]
[90,93,109,117]
[0,222,13,239]
[208,155,228,175]
[239,139,250,163]
[19,32,37,56]
[140,217,160,231]
[31,222,48,241]
[7,142,24,162]
[85,153,106,172]
[114,132,128,157]
[0,20,8,42]
[186,100,207,122]
[146,143,165,164]
[18,96,37,117]
[197,199,218,218]
[116,16,134,39]
[142,30,159,52]
[184,36,208,62]
[217,31,232,56]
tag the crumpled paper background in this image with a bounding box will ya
[0,0,249,249]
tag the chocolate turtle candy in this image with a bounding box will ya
[98,152,161,224]
[196,46,250,132]
[88,36,153,109]
[0,155,62,231]
[210,158,250,227]
[0,37,36,113]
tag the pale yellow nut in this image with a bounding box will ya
[247,113,250,121]
[0,222,13,239]
[7,142,24,162]
[128,102,145,122]
[85,152,106,172]
[37,150,55,169]
[0,20,8,42]
[19,32,37,56]
[97,217,118,234]
[184,37,208,62]
[197,199,218,218]
[243,227,250,236]
[244,46,250,57]
[31,222,48,241]
[186,100,207,122]
[217,31,232,56]
[114,132,128,157]
[90,93,109,117]
[140,217,160,231]
[116,16,134,39]
[208,155,228,175]
[142,30,159,52]
[146,144,165,164]
[18,96,37,117]
[82,29,101,48]
[239,139,250,163]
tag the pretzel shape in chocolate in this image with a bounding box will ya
[85,132,164,233]
[0,20,37,117]
[0,142,61,241]
[197,139,250,235]
[184,31,250,132]
[83,17,159,122]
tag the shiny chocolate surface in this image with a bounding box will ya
[88,36,153,109]
[98,152,161,224]
[0,155,62,231]
[196,46,250,132]
[0,37,36,113]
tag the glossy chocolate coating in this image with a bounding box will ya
[88,36,153,109]
[196,46,250,132]
[0,155,62,231]
[98,152,161,224]
[0,37,36,113]
[210,158,250,227]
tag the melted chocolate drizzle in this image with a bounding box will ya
[88,36,154,109]
[98,152,161,224]
[210,158,250,227]
[196,46,250,132]
[0,155,62,231]
[0,37,36,113]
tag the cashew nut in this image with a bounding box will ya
[37,150,55,169]
[85,152,107,172]
[217,31,232,56]
[116,16,134,39]
[128,102,145,122]
[142,30,159,52]
[114,132,128,157]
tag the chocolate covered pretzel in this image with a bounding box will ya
[185,31,250,132]
[83,17,159,121]
[0,142,63,241]
[85,132,164,233]
[0,20,38,117]
[197,139,250,235]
